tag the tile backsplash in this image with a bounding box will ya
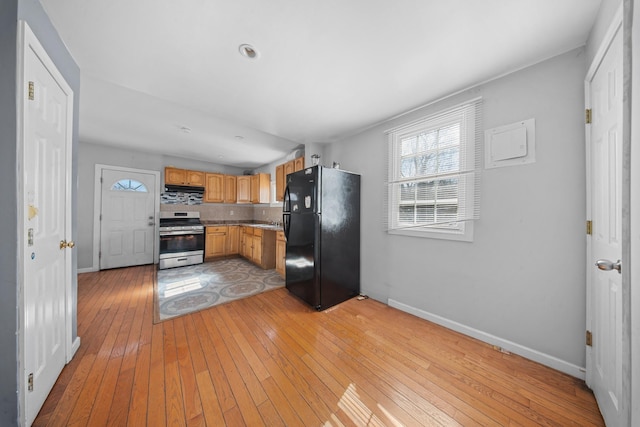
[161,190,203,205]
[160,203,283,223]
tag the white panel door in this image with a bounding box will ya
[21,23,73,426]
[100,169,156,269]
[587,27,627,427]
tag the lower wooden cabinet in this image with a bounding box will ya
[275,231,285,277]
[207,225,276,269]
[205,225,240,259]
[227,225,239,255]
[205,226,227,258]
[240,226,276,269]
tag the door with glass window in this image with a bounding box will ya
[100,168,156,269]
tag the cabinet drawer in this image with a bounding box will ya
[253,228,264,237]
[242,226,254,235]
[276,231,285,241]
[207,226,227,234]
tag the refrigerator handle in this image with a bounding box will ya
[283,185,290,213]
[283,185,290,239]
[283,213,290,240]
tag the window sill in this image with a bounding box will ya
[388,222,474,242]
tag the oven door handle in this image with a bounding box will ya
[159,229,204,236]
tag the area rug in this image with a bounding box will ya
[154,258,284,322]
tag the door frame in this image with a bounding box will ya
[16,21,78,425]
[92,164,161,270]
[629,0,640,423]
[584,4,633,424]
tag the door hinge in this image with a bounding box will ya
[586,330,593,347]
[27,373,34,391]
[586,220,592,235]
[585,108,592,124]
[28,81,34,101]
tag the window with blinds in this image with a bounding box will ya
[386,98,482,241]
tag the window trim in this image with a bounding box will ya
[110,178,149,192]
[386,98,481,242]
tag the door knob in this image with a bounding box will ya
[595,259,621,274]
[59,240,75,249]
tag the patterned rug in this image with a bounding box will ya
[154,258,284,322]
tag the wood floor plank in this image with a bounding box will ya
[147,322,167,427]
[210,306,269,405]
[127,342,151,426]
[198,308,266,426]
[34,264,604,427]
[194,371,226,427]
[191,313,237,414]
[173,317,204,422]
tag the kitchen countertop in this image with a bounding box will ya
[201,221,283,231]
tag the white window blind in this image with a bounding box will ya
[385,98,482,239]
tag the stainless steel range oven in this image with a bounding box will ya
[159,211,205,269]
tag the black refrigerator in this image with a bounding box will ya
[283,166,360,310]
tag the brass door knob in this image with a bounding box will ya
[59,240,75,249]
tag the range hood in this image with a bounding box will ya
[163,184,205,194]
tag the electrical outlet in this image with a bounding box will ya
[230,210,234,216]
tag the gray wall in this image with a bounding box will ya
[587,0,622,65]
[1,0,80,423]
[0,1,19,422]
[77,142,247,269]
[327,48,588,371]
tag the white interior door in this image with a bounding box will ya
[20,22,74,426]
[100,168,157,269]
[586,26,628,427]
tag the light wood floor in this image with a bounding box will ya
[33,264,604,426]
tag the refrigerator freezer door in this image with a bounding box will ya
[286,166,318,214]
[285,212,320,308]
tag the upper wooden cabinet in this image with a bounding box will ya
[251,173,270,204]
[165,167,205,186]
[204,173,224,203]
[284,160,295,177]
[275,164,285,203]
[186,170,205,186]
[237,176,252,204]
[224,175,237,203]
[275,156,305,202]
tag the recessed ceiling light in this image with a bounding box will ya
[238,44,259,59]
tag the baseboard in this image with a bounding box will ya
[69,336,81,362]
[77,266,98,273]
[387,298,586,380]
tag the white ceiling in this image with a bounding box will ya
[40,0,601,169]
